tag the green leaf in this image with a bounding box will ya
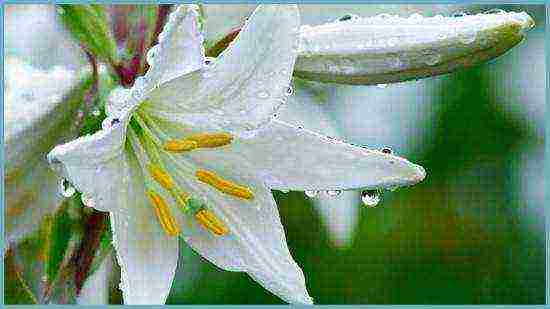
[58,5,118,64]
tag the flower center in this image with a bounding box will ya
[128,111,253,237]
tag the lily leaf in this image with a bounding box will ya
[294,11,534,85]
[57,5,118,64]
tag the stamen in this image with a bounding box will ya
[186,132,233,148]
[163,139,198,152]
[148,164,174,190]
[196,169,254,200]
[195,208,229,236]
[146,190,181,236]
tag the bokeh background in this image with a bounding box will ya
[4,4,546,304]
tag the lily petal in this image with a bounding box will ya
[174,177,312,304]
[141,5,300,133]
[186,119,425,191]
[47,110,132,212]
[295,11,534,85]
[5,58,83,245]
[110,154,178,304]
[145,5,205,87]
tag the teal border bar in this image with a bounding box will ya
[1,1,547,307]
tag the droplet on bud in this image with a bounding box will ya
[325,190,342,197]
[361,189,382,207]
[59,179,76,198]
[305,190,320,198]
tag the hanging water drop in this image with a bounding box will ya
[284,86,294,96]
[325,190,342,197]
[361,189,382,207]
[59,179,76,198]
[305,190,319,198]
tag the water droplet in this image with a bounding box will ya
[338,14,354,22]
[484,8,505,15]
[458,29,477,44]
[381,147,393,154]
[409,13,423,20]
[257,90,270,99]
[204,57,216,65]
[280,189,290,194]
[424,53,441,66]
[59,179,76,198]
[305,190,320,198]
[325,190,342,197]
[81,193,95,208]
[284,86,294,96]
[452,12,468,18]
[376,13,393,20]
[92,109,101,117]
[376,83,388,89]
[361,189,382,207]
[386,37,398,47]
[146,45,159,65]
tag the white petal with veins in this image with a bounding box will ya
[141,5,300,133]
[145,5,205,87]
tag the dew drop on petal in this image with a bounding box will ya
[424,53,441,66]
[361,189,382,207]
[257,90,270,99]
[381,147,393,154]
[325,190,342,197]
[81,193,95,208]
[284,86,294,96]
[59,179,76,198]
[305,190,320,198]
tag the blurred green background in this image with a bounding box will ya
[5,4,545,304]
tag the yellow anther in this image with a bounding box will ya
[180,191,191,203]
[186,132,233,148]
[163,139,198,152]
[195,208,229,236]
[196,169,254,200]
[146,191,181,237]
[148,164,174,190]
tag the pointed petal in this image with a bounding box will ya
[145,5,205,87]
[178,181,312,304]
[295,11,534,85]
[278,81,359,247]
[186,119,425,191]
[47,110,132,212]
[141,5,300,133]
[110,154,178,304]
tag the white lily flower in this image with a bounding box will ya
[47,5,425,304]
[5,57,82,247]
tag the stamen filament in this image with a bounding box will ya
[195,208,229,236]
[146,190,181,236]
[196,169,254,200]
